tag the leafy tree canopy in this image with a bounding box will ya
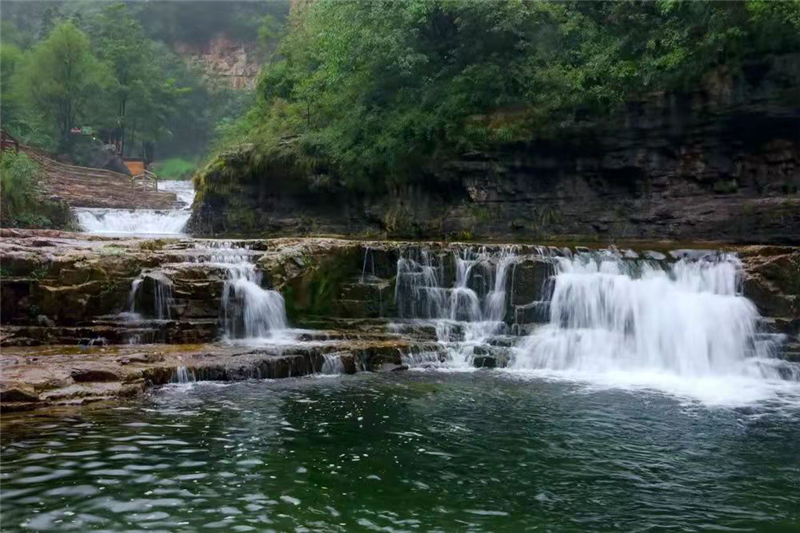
[220,0,800,193]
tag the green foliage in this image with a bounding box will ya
[217,0,800,194]
[0,151,75,229]
[13,21,112,150]
[154,158,198,181]
[0,151,40,217]
[89,4,192,157]
[0,1,291,163]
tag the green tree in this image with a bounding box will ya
[14,21,111,150]
[90,4,194,159]
[214,0,800,193]
[91,3,150,156]
[0,42,25,126]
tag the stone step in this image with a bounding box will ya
[0,319,217,347]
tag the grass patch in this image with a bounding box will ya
[153,157,198,181]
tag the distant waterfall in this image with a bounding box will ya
[76,209,191,235]
[512,252,792,381]
[76,180,194,235]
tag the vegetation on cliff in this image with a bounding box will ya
[210,0,800,194]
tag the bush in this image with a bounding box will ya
[0,151,76,229]
[0,151,40,218]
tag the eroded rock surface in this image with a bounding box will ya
[2,230,799,410]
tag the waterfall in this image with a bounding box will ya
[127,277,143,316]
[361,246,375,283]
[394,246,518,365]
[199,242,288,341]
[320,353,346,375]
[173,366,196,384]
[511,251,798,403]
[154,279,173,320]
[76,208,191,235]
[76,180,195,235]
[125,273,173,320]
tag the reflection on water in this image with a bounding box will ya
[2,372,800,531]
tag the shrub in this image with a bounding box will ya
[0,151,76,229]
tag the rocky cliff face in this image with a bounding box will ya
[177,36,259,89]
[191,54,800,243]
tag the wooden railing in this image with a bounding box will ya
[131,169,159,191]
[1,131,159,192]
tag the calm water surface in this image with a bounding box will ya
[2,372,800,532]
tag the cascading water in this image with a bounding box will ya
[76,208,191,235]
[199,242,288,341]
[319,353,346,375]
[125,272,173,320]
[394,247,519,366]
[76,180,195,235]
[392,245,798,404]
[511,250,798,404]
[172,366,196,384]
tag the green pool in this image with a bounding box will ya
[2,371,800,532]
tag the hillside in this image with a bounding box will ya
[190,0,800,243]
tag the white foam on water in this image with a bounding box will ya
[509,253,800,407]
[76,208,191,235]
[394,247,519,367]
[159,180,195,209]
[76,180,195,235]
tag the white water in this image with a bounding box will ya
[200,243,289,342]
[510,252,799,406]
[76,180,194,235]
[393,246,798,406]
[160,180,195,208]
[172,366,196,384]
[320,353,346,375]
[126,273,173,320]
[394,247,518,366]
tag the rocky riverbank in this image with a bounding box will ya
[1,229,799,411]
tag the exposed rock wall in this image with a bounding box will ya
[191,54,800,243]
[177,36,259,90]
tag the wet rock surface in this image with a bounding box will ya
[0,336,437,411]
[2,230,799,410]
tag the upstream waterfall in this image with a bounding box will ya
[77,180,194,235]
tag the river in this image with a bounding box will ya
[2,372,800,531]
[2,197,800,531]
